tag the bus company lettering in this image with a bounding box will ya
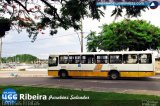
[20,94,47,100]
[70,95,90,100]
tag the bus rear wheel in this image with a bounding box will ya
[109,71,119,80]
[59,70,68,79]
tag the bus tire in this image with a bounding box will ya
[59,70,68,79]
[109,70,119,80]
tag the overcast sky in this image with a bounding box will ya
[2,6,160,59]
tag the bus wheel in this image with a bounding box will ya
[109,71,119,80]
[59,70,68,79]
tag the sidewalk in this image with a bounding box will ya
[0,69,48,78]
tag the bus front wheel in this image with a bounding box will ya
[59,70,68,79]
[109,71,119,80]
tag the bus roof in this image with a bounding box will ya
[49,51,154,56]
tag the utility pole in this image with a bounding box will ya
[0,38,2,70]
[80,19,83,53]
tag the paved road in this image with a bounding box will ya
[0,77,160,96]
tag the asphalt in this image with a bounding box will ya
[0,77,160,96]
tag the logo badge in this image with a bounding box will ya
[150,1,159,9]
[78,64,81,67]
[2,88,18,105]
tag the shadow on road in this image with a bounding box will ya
[48,76,157,81]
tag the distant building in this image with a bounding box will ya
[35,59,48,64]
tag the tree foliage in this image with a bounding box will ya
[0,17,11,37]
[0,0,149,41]
[87,19,160,51]
[2,54,38,63]
[86,31,97,52]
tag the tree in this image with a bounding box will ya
[86,19,160,51]
[86,31,98,52]
[0,18,11,37]
[0,0,148,41]
[2,54,38,63]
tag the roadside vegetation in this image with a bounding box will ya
[0,1,147,40]
[87,19,160,52]
[2,54,38,63]
[0,86,159,106]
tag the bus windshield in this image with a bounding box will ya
[48,56,58,67]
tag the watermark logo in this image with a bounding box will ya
[96,0,160,8]
[2,88,18,105]
[142,100,159,106]
[149,1,159,9]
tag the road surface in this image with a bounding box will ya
[0,77,160,96]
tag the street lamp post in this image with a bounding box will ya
[0,38,2,70]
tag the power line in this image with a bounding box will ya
[3,32,89,45]
[4,33,74,44]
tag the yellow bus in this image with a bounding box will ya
[48,51,155,80]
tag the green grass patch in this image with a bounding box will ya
[0,86,160,106]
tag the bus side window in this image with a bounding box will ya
[59,55,68,64]
[75,56,81,64]
[81,56,86,64]
[48,57,58,66]
[81,55,94,64]
[68,55,80,64]
[123,54,138,64]
[68,55,75,64]
[109,54,122,64]
[139,54,152,64]
[95,55,108,64]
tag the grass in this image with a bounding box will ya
[0,86,160,106]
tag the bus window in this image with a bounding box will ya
[139,54,152,64]
[75,55,81,64]
[123,54,138,64]
[95,55,108,64]
[59,55,68,64]
[109,54,122,64]
[68,55,80,64]
[81,55,94,64]
[48,56,58,66]
[68,55,74,64]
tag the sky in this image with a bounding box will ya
[2,6,160,59]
